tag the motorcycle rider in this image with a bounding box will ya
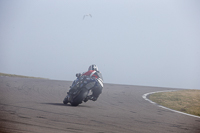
[67,64,103,101]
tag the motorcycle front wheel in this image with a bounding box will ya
[71,88,88,106]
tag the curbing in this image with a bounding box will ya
[142,90,200,119]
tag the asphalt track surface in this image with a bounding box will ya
[0,76,200,133]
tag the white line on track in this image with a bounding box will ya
[142,90,200,119]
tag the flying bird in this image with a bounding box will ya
[83,14,92,20]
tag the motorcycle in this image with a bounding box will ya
[63,75,97,106]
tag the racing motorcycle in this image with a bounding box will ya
[63,75,97,106]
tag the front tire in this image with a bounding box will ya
[71,89,88,106]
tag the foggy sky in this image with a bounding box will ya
[1,0,200,89]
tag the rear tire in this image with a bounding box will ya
[71,89,88,106]
[63,96,69,104]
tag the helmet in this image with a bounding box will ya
[88,64,98,71]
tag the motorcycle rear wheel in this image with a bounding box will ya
[63,96,69,104]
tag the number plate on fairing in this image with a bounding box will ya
[85,81,95,90]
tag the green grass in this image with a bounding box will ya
[149,90,200,116]
[0,72,48,79]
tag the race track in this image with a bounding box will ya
[0,76,200,133]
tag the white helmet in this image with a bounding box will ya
[88,64,98,71]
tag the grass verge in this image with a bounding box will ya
[148,89,200,116]
[0,72,48,79]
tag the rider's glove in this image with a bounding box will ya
[76,73,82,77]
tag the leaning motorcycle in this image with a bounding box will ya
[63,75,97,106]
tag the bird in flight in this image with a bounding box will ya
[83,14,92,20]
